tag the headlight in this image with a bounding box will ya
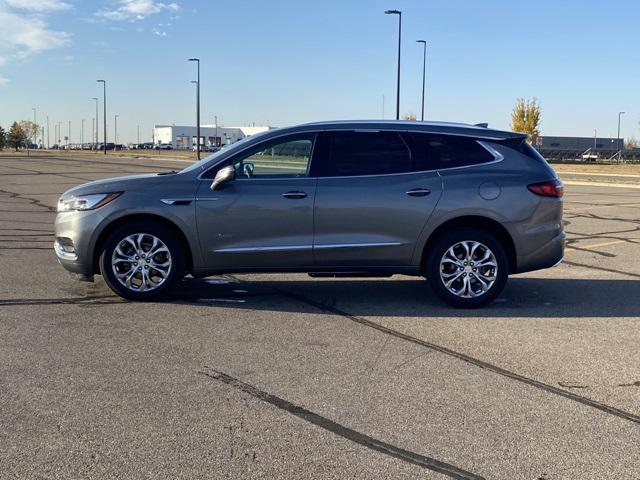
[57,192,122,212]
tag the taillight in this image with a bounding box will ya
[527,179,564,198]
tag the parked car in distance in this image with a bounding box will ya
[155,143,173,150]
[54,120,564,307]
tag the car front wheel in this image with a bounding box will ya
[426,228,508,308]
[99,221,186,301]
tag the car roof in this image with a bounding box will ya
[275,120,526,141]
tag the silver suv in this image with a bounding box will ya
[54,121,564,307]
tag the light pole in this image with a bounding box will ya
[92,97,99,150]
[617,111,625,161]
[137,124,140,145]
[32,108,37,146]
[214,115,218,147]
[46,115,50,149]
[81,119,85,147]
[385,9,402,120]
[97,80,107,154]
[114,114,119,147]
[188,58,201,159]
[416,40,427,121]
[68,120,71,148]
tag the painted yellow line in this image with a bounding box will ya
[566,240,627,251]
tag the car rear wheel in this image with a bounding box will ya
[426,228,508,308]
[99,221,186,301]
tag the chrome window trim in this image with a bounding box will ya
[197,134,504,182]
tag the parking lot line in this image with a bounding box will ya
[566,240,627,251]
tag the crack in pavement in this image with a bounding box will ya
[0,295,122,307]
[200,368,485,480]
[273,288,640,426]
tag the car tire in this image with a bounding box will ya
[426,227,508,308]
[99,221,186,301]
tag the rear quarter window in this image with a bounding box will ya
[403,133,497,171]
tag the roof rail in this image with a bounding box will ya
[475,122,489,128]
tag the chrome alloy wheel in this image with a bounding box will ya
[439,240,497,299]
[111,233,172,292]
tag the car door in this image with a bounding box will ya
[312,130,442,267]
[195,132,317,269]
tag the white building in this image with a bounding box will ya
[153,124,273,150]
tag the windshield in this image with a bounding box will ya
[178,131,273,174]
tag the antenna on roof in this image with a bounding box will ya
[475,123,489,128]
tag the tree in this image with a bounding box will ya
[19,120,40,147]
[510,98,541,145]
[0,125,6,150]
[625,137,638,150]
[402,112,417,121]
[8,122,27,151]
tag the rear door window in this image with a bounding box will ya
[321,131,411,177]
[403,133,496,171]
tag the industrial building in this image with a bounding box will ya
[153,124,273,149]
[537,135,621,160]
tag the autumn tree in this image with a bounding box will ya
[0,125,6,150]
[625,137,638,150]
[510,98,541,145]
[19,120,40,147]
[8,122,26,151]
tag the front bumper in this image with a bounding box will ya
[53,209,106,277]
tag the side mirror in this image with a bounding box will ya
[211,165,236,190]
[243,162,254,178]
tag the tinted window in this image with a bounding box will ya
[404,133,496,170]
[325,131,411,176]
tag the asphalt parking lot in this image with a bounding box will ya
[1,154,639,479]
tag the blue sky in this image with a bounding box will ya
[1,0,638,144]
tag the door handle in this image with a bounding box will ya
[406,188,431,197]
[282,191,307,200]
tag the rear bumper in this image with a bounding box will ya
[515,230,565,273]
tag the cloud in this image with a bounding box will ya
[96,0,180,21]
[2,0,72,11]
[0,75,9,86]
[0,9,71,66]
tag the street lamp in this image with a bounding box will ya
[32,108,37,146]
[617,111,626,160]
[92,97,99,150]
[416,40,427,121]
[385,9,402,120]
[97,80,107,154]
[137,124,140,145]
[81,119,85,147]
[114,114,119,147]
[188,58,201,159]
[46,115,50,149]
